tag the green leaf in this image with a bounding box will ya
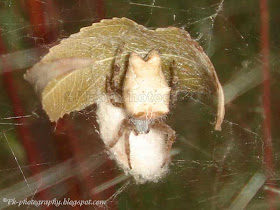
[24,17,224,129]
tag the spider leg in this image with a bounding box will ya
[106,75,123,108]
[108,118,134,169]
[169,60,179,105]
[151,121,176,168]
[105,46,125,108]
[111,46,123,92]
[107,118,129,148]
[124,129,132,169]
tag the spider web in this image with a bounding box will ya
[0,0,279,209]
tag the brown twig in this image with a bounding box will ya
[259,0,275,209]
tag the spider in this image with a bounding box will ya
[106,49,178,169]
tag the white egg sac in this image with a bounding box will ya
[96,96,169,183]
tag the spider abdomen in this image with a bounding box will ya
[124,77,170,119]
[123,50,171,119]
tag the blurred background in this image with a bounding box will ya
[0,0,279,209]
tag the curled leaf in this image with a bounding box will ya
[25,17,224,129]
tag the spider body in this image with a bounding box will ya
[106,49,177,169]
